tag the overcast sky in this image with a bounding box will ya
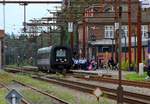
[0,0,150,35]
[0,0,62,35]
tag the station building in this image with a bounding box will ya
[78,0,150,64]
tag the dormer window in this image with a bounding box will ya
[104,4,114,12]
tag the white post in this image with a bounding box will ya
[139,63,144,76]
[11,94,16,104]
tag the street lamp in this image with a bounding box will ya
[111,38,114,59]
[90,34,96,60]
[121,29,126,61]
[133,33,137,63]
[147,32,150,78]
[104,38,114,59]
[116,6,123,104]
[90,34,96,41]
[147,32,150,66]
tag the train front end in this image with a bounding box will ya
[51,46,72,72]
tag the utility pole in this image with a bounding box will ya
[137,1,142,72]
[115,0,123,104]
[0,30,4,70]
[82,14,86,58]
[1,0,5,70]
[64,0,74,49]
[128,0,132,68]
[69,13,74,50]
[70,31,74,49]
[23,3,28,33]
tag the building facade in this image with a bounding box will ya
[78,0,150,64]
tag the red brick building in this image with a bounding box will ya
[78,0,150,64]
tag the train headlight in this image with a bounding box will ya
[64,59,67,61]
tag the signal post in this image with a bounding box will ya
[0,30,5,70]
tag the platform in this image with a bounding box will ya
[71,69,135,79]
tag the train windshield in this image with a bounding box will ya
[56,49,66,57]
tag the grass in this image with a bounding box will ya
[125,72,147,81]
[21,89,53,104]
[0,71,14,84]
[0,89,8,104]
[0,72,113,104]
[6,64,18,68]
[14,74,112,104]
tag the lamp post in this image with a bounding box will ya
[147,32,150,66]
[110,38,114,59]
[90,34,96,60]
[145,32,150,79]
[134,33,137,64]
[124,36,127,61]
[116,5,123,104]
[104,38,114,59]
[121,30,126,61]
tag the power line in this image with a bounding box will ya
[0,1,62,4]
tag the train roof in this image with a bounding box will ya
[37,46,53,54]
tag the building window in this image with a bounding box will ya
[121,5,128,12]
[121,25,128,37]
[104,4,114,12]
[104,25,129,38]
[141,25,148,38]
[104,25,114,38]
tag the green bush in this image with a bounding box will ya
[125,72,147,81]
[121,60,129,71]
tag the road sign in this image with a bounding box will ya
[93,88,102,102]
[6,89,22,104]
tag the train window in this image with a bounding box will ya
[37,53,49,59]
[56,49,66,57]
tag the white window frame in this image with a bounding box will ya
[121,5,128,12]
[104,25,114,38]
[141,25,148,38]
[121,25,128,37]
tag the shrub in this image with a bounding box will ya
[121,60,129,71]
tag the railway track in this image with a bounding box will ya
[13,80,69,104]
[0,83,31,104]
[5,67,150,104]
[33,76,150,104]
[6,67,150,89]
[73,74,150,88]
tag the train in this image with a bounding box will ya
[37,45,73,73]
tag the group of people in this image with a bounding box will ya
[72,58,97,70]
[107,57,118,70]
[98,57,118,70]
[72,57,118,71]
